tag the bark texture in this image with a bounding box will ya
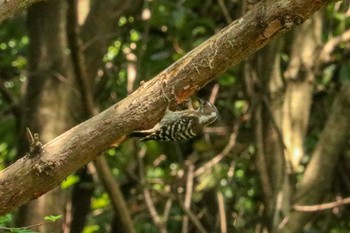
[0,0,335,215]
[16,1,79,231]
[0,0,42,22]
[283,12,323,170]
[245,37,286,231]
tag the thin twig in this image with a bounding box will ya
[0,220,52,231]
[217,191,227,233]
[217,0,233,24]
[152,189,208,233]
[80,32,120,52]
[253,103,273,199]
[261,96,287,152]
[138,146,167,233]
[194,114,244,177]
[178,199,209,233]
[67,0,96,116]
[317,29,350,65]
[126,52,137,94]
[182,162,194,233]
[209,83,220,104]
[163,198,173,224]
[273,190,284,230]
[293,196,350,212]
[136,3,152,83]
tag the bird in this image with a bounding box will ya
[130,98,218,141]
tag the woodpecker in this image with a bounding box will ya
[130,98,218,141]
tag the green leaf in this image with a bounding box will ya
[12,229,38,233]
[339,64,350,84]
[61,174,80,189]
[218,74,236,86]
[83,225,100,233]
[0,214,12,225]
[91,193,110,209]
[44,215,62,222]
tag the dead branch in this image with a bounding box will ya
[194,115,242,177]
[182,162,194,233]
[138,146,168,233]
[317,28,350,65]
[293,196,350,212]
[217,191,227,233]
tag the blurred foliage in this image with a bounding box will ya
[0,213,62,233]
[0,0,350,233]
[0,14,27,167]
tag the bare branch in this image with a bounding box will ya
[217,0,233,24]
[194,114,242,177]
[317,29,350,65]
[94,157,136,233]
[66,0,96,117]
[138,147,167,233]
[217,191,227,233]
[293,196,350,212]
[178,199,209,233]
[182,162,194,233]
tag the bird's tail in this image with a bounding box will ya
[130,130,158,141]
[129,131,148,138]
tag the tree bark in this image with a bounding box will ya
[0,0,42,22]
[16,0,79,231]
[245,36,286,231]
[282,11,323,170]
[0,0,335,215]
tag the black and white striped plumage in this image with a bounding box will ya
[130,99,218,141]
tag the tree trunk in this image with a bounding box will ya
[246,11,323,232]
[245,36,286,231]
[17,0,81,231]
[282,12,322,171]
